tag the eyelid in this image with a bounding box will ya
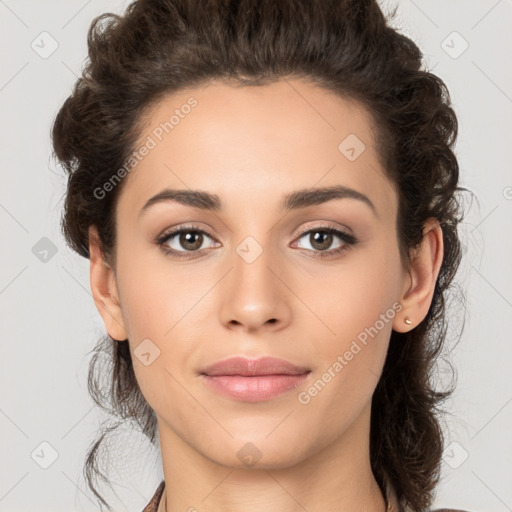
[291,225,357,258]
[156,222,357,259]
[294,220,354,238]
[156,224,220,255]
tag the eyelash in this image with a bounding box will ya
[156,224,358,260]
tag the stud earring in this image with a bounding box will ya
[404,318,413,325]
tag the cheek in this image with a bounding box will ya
[292,261,402,445]
[114,254,202,408]
[304,237,403,396]
[318,238,402,340]
[114,239,202,341]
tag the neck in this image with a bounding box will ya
[156,402,387,512]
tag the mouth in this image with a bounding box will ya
[200,356,311,376]
[199,356,312,402]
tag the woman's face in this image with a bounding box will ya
[95,78,411,468]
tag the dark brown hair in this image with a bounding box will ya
[51,0,465,510]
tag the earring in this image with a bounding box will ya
[404,318,413,325]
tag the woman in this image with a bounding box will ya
[51,0,469,511]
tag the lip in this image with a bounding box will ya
[200,356,311,376]
[199,357,311,402]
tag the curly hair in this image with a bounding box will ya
[51,0,465,510]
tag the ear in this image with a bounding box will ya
[392,218,444,333]
[88,225,128,341]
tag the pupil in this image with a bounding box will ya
[181,231,202,250]
[312,231,332,250]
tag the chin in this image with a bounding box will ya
[201,436,315,471]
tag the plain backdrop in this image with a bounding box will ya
[1,1,511,511]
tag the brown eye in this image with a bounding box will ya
[293,226,357,259]
[308,231,334,251]
[177,231,204,251]
[157,225,219,258]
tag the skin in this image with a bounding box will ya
[89,78,443,512]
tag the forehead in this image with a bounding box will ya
[116,78,397,221]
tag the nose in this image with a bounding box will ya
[218,242,292,333]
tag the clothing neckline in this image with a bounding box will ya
[142,479,165,512]
[143,474,402,512]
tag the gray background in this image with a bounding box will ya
[1,0,511,511]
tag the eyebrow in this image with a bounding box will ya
[139,184,378,218]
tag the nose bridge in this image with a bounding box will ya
[218,230,291,331]
[231,234,278,300]
[226,199,278,281]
